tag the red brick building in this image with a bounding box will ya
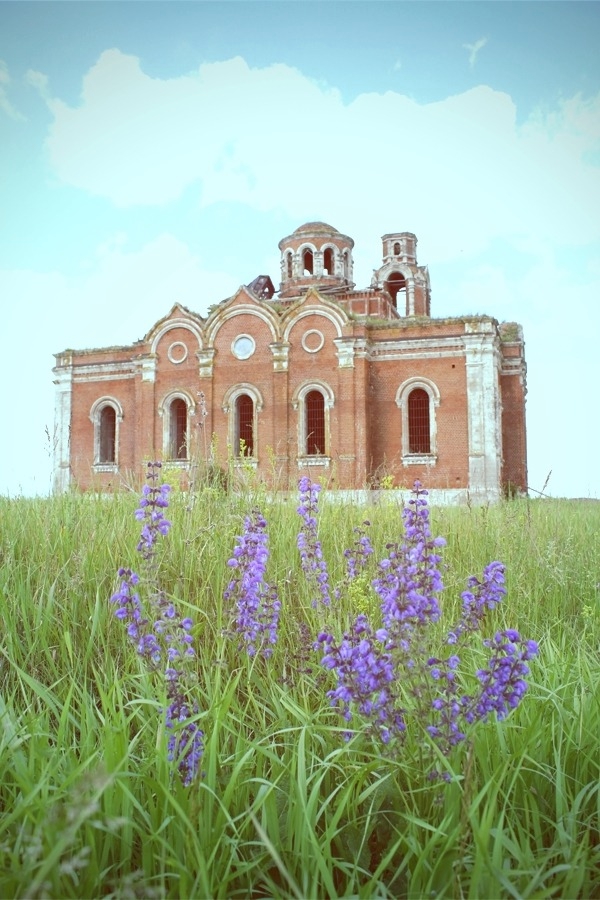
[53,222,527,502]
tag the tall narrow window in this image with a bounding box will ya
[286,251,293,278]
[99,406,116,464]
[408,388,430,453]
[303,249,314,275]
[235,393,254,456]
[305,390,325,455]
[323,247,334,275]
[169,398,188,459]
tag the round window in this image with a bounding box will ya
[301,329,325,353]
[232,335,256,360]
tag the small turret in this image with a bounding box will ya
[371,232,431,316]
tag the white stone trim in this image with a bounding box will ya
[205,304,279,345]
[463,333,502,500]
[89,396,124,468]
[231,334,256,360]
[395,376,440,462]
[158,390,196,460]
[302,329,324,353]
[333,337,356,368]
[52,363,73,493]
[283,307,345,341]
[150,318,203,355]
[167,341,189,365]
[292,380,334,461]
[140,356,157,383]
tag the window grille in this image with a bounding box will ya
[170,398,188,459]
[235,394,254,456]
[306,390,325,455]
[99,406,116,463]
[408,388,431,453]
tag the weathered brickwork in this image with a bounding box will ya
[53,222,527,502]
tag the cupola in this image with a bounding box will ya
[278,221,355,300]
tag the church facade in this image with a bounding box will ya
[52,222,527,502]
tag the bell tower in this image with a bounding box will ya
[371,231,431,316]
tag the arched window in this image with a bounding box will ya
[169,398,188,460]
[303,248,314,275]
[395,378,439,463]
[323,247,334,275]
[393,242,401,256]
[222,384,263,463]
[99,406,116,463]
[408,388,430,453]
[90,397,123,470]
[293,381,334,463]
[305,390,326,455]
[385,271,406,309]
[235,393,254,457]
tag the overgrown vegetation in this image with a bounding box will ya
[0,478,599,898]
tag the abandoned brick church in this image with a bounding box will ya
[53,222,527,502]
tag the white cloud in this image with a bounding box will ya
[40,51,600,273]
[0,59,25,121]
[463,37,488,69]
[25,68,51,101]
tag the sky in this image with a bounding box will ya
[1,0,599,499]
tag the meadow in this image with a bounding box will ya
[0,473,599,899]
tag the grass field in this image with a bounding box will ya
[1,476,599,899]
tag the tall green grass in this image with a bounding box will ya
[0,486,598,898]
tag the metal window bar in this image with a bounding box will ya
[408,388,431,453]
[170,399,188,459]
[306,390,325,455]
[236,394,254,456]
[99,406,116,463]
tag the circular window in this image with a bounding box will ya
[301,329,325,353]
[232,335,255,360]
[167,341,188,364]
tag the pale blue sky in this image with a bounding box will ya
[1,1,599,497]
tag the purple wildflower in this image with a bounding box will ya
[426,653,469,758]
[318,481,538,774]
[469,630,539,723]
[297,477,331,607]
[317,615,404,743]
[447,561,507,645]
[165,686,204,788]
[135,462,172,563]
[343,522,374,582]
[110,462,203,785]
[372,481,445,645]
[224,509,280,657]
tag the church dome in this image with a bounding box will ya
[293,221,340,236]
[278,222,355,298]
